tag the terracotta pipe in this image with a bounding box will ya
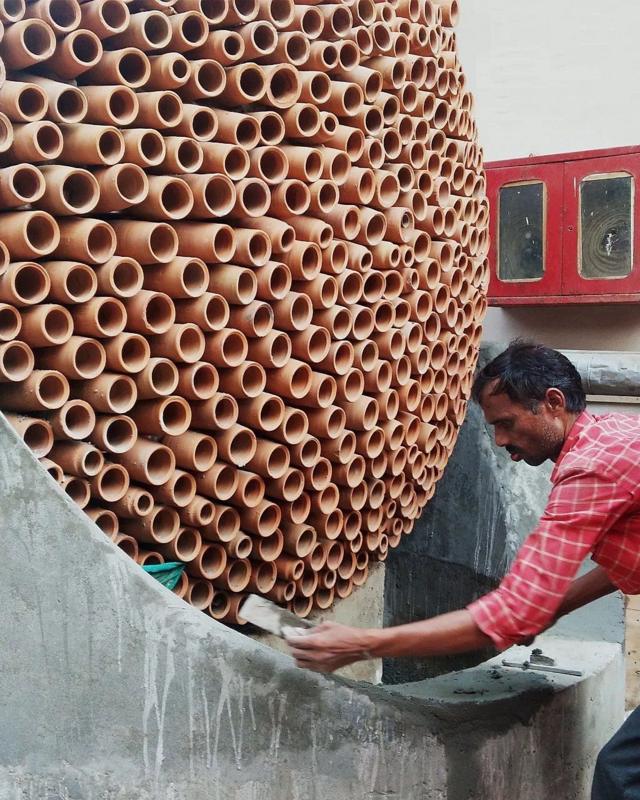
[80,0,129,37]
[254,261,292,303]
[81,84,139,127]
[0,0,26,24]
[108,9,171,50]
[208,589,231,620]
[313,341,352,378]
[0,19,56,69]
[73,371,137,415]
[246,111,283,147]
[215,423,257,467]
[39,456,64,483]
[160,137,204,174]
[145,52,190,91]
[37,261,96,307]
[0,263,49,309]
[161,430,216,473]
[176,361,219,402]
[89,461,129,503]
[245,561,277,594]
[111,224,177,269]
[246,329,291,369]
[0,81,49,122]
[173,221,234,263]
[5,412,53,458]
[199,142,248,180]
[121,504,180,546]
[58,122,125,167]
[190,391,239,431]
[104,333,151,374]
[185,577,214,609]
[129,395,191,437]
[5,121,61,163]
[239,216,294,256]
[181,173,235,219]
[55,218,116,265]
[218,361,266,401]
[1,211,60,260]
[37,335,105,380]
[313,306,351,339]
[335,270,363,306]
[86,507,119,540]
[114,533,138,559]
[60,474,91,509]
[48,29,104,79]
[239,499,281,538]
[269,179,310,217]
[227,467,264,509]
[194,462,238,503]
[175,293,230,334]
[218,62,265,106]
[132,175,194,221]
[206,264,256,306]
[149,323,205,365]
[193,503,237,545]
[80,46,150,88]
[111,485,154,519]
[154,468,197,508]
[167,102,217,141]
[121,128,165,168]
[36,165,99,216]
[0,164,43,210]
[237,392,284,432]
[221,532,253,561]
[20,303,73,348]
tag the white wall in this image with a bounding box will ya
[456,1,640,351]
[456,1,640,161]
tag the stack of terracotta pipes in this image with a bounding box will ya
[0,0,488,622]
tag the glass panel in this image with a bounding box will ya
[498,182,544,281]
[580,174,633,279]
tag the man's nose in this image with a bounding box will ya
[494,430,509,448]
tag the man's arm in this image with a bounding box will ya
[287,567,619,672]
[555,565,617,618]
[286,611,491,672]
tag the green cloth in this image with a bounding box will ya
[142,562,185,590]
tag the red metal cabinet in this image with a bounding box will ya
[486,145,640,305]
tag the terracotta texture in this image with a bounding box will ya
[0,0,488,624]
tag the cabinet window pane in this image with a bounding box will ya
[498,182,544,281]
[580,174,633,279]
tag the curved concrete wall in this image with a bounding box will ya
[0,414,624,799]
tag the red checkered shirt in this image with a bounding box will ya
[468,410,640,651]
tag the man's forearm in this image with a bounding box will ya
[555,566,617,619]
[366,609,493,659]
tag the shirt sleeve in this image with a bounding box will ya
[467,461,634,651]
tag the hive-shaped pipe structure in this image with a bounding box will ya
[0,0,488,622]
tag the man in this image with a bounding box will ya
[286,341,640,800]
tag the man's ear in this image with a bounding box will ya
[544,387,567,413]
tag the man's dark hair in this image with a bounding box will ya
[472,340,587,413]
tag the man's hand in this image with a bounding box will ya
[284,621,374,673]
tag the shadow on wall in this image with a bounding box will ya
[383,355,554,684]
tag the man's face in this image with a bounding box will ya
[479,382,567,466]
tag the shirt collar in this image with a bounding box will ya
[550,410,593,480]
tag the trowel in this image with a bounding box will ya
[240,594,315,638]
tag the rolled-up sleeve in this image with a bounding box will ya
[468,462,634,651]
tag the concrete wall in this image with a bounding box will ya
[455,1,640,351]
[456,1,640,162]
[0,413,625,799]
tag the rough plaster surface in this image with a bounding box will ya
[0,413,624,799]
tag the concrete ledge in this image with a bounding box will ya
[0,414,624,799]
